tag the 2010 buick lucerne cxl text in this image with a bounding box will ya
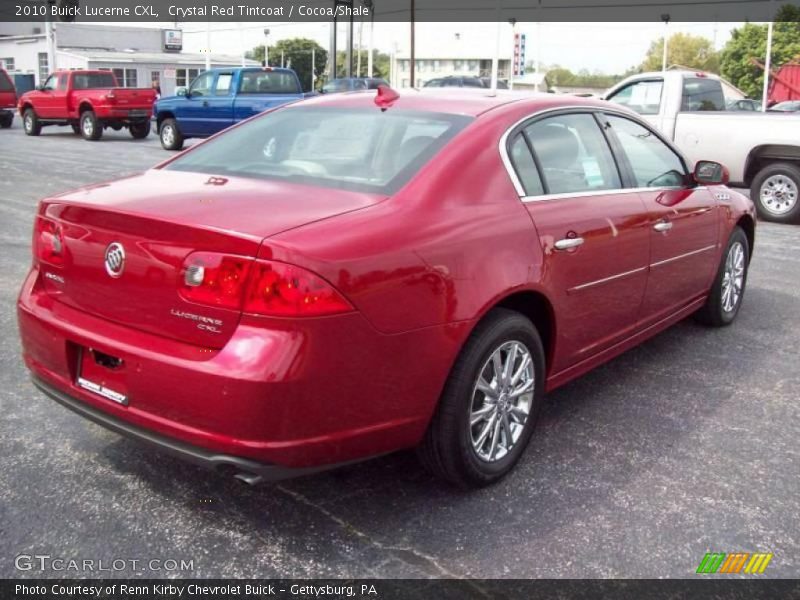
[18,87,756,488]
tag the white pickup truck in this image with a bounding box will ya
[605,70,800,224]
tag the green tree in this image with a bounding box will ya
[247,38,327,92]
[333,49,391,80]
[720,21,800,98]
[640,32,720,73]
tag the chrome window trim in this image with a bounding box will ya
[498,104,693,200]
[520,186,694,203]
[650,244,717,268]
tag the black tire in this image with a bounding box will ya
[418,308,546,488]
[23,108,41,136]
[159,118,184,151]
[0,113,12,129]
[129,120,151,139]
[695,226,750,327]
[70,122,81,135]
[80,110,102,141]
[750,162,800,224]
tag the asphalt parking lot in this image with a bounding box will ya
[1,122,798,579]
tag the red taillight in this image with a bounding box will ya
[244,260,353,317]
[34,216,65,266]
[178,252,252,311]
[178,253,352,317]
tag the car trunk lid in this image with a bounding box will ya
[38,170,384,348]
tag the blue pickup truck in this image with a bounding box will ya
[155,67,305,150]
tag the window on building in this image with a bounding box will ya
[112,68,138,88]
[38,52,48,84]
[1,58,15,71]
[176,68,201,88]
[453,60,464,72]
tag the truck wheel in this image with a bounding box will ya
[80,110,102,141]
[750,162,800,224]
[159,118,184,151]
[70,122,81,135]
[417,308,546,488]
[129,120,151,139]
[23,109,41,136]
[0,113,12,129]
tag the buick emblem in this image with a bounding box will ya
[104,242,126,278]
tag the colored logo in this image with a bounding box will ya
[696,552,773,574]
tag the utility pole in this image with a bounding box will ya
[264,28,270,66]
[205,22,211,71]
[762,20,774,111]
[311,47,316,91]
[661,14,671,72]
[410,0,415,87]
[367,1,374,77]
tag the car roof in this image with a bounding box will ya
[293,88,613,118]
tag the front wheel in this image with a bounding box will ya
[159,118,184,151]
[23,108,41,136]
[750,162,800,223]
[695,226,750,327]
[418,308,546,488]
[129,120,151,139]
[80,110,102,141]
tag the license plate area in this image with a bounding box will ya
[77,347,128,406]
[128,109,147,118]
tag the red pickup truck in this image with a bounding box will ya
[18,70,156,141]
[0,68,16,129]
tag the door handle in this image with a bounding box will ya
[202,100,209,107]
[554,237,585,251]
[653,220,673,232]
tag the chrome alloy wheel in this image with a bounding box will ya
[760,174,798,216]
[470,341,534,462]
[82,115,94,137]
[721,241,745,314]
[161,124,175,147]
[24,113,32,133]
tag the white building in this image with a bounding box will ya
[0,23,256,96]
[392,27,517,88]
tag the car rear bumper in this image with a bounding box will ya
[31,375,349,484]
[18,266,464,472]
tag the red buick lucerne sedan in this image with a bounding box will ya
[18,87,755,488]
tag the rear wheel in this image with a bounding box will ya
[159,118,183,151]
[750,162,800,223]
[129,120,151,139]
[418,308,546,488]
[23,108,41,136]
[695,226,750,327]
[0,113,12,129]
[80,110,102,141]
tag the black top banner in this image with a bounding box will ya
[0,0,792,23]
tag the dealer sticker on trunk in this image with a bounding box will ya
[77,377,128,405]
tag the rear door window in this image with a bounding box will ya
[524,113,621,194]
[508,134,545,196]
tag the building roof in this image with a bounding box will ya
[58,48,258,67]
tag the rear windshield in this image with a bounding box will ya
[165,107,472,194]
[0,71,13,91]
[239,70,301,94]
[73,72,117,89]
